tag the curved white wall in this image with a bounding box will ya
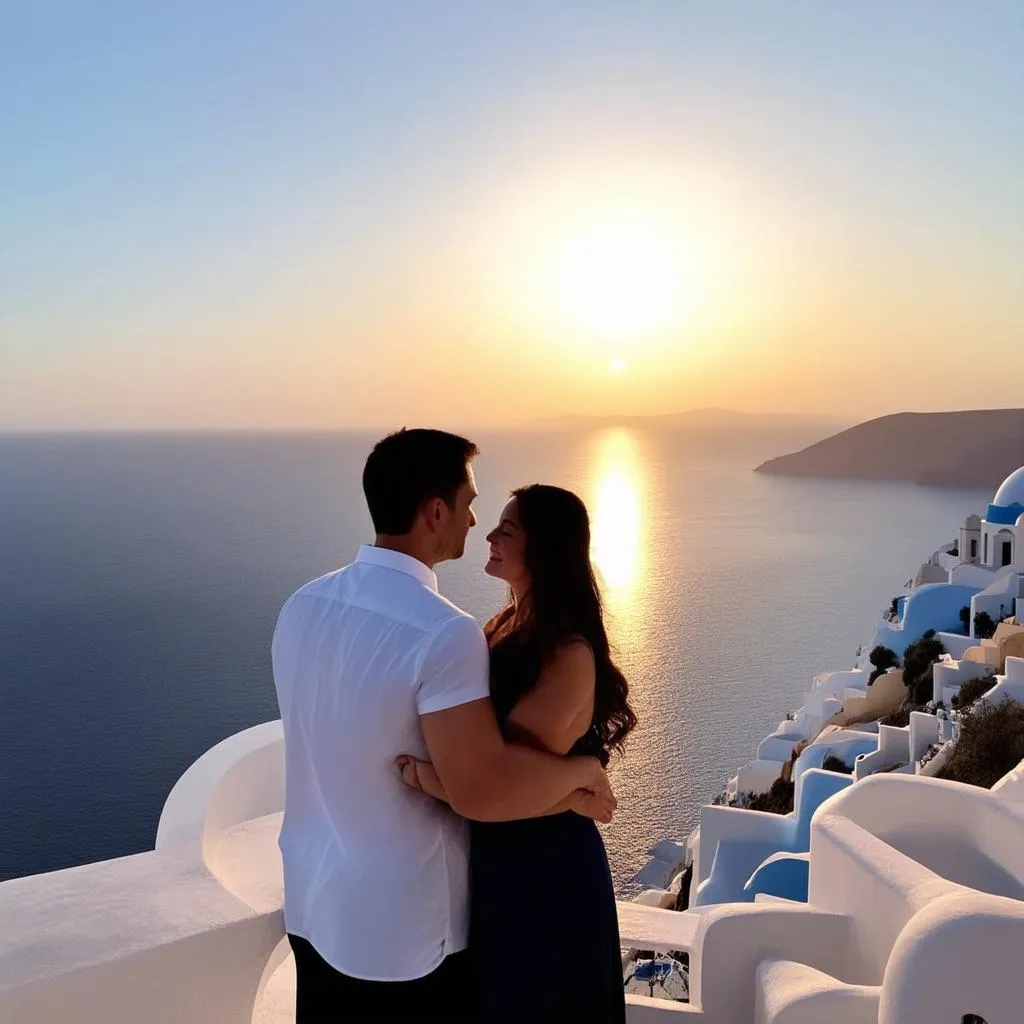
[157,721,284,867]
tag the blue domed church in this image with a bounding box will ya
[959,467,1024,570]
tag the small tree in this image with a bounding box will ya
[868,645,899,685]
[878,630,948,716]
[901,630,944,705]
[974,610,997,640]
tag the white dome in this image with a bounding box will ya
[993,466,1024,508]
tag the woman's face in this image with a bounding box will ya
[484,497,529,589]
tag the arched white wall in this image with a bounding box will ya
[156,721,284,864]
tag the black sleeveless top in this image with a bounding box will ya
[471,618,627,1022]
[487,624,605,760]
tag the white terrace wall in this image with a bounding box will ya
[853,724,909,780]
[932,656,993,705]
[971,570,1022,632]
[975,655,1024,707]
[157,721,284,863]
[933,631,975,660]
[0,844,283,1024]
[1,723,701,1024]
[950,563,997,589]
[733,759,788,797]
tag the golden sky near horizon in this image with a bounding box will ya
[4,5,1023,431]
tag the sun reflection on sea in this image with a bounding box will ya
[588,429,648,629]
[584,428,661,882]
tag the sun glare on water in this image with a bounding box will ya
[589,429,646,600]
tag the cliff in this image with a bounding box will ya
[755,409,1024,487]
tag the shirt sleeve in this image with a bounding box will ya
[416,614,491,715]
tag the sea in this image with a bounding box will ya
[0,427,992,893]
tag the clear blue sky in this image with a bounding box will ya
[3,2,1022,429]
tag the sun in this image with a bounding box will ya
[555,216,683,340]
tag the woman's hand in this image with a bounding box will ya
[571,785,617,824]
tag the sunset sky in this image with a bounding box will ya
[3,2,1022,431]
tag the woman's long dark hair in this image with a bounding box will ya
[485,484,637,765]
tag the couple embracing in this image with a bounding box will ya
[272,428,636,1022]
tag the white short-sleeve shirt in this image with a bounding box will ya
[271,545,490,981]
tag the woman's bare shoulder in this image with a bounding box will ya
[555,634,594,659]
[545,636,595,682]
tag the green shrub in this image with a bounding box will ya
[974,610,997,640]
[868,645,899,685]
[821,754,853,774]
[901,630,944,705]
[879,705,917,728]
[950,673,995,711]
[747,777,795,815]
[937,698,1024,790]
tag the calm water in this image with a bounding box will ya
[0,429,991,891]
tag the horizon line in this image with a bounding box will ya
[3,404,1024,436]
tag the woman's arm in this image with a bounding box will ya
[503,639,596,755]
[541,787,615,822]
[398,755,614,822]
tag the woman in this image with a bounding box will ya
[400,484,636,1022]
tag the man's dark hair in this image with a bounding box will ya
[362,428,479,535]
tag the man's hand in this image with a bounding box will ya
[396,754,423,792]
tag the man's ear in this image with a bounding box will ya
[422,497,444,531]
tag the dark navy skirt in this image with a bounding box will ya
[469,812,626,1023]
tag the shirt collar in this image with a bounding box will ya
[355,544,438,592]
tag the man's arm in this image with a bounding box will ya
[415,615,611,822]
[420,698,610,822]
[397,754,615,823]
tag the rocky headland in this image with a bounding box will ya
[755,408,1024,488]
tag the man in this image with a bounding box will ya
[272,428,613,1022]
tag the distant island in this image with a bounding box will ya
[756,409,1024,488]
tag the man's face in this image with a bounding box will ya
[440,464,478,561]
